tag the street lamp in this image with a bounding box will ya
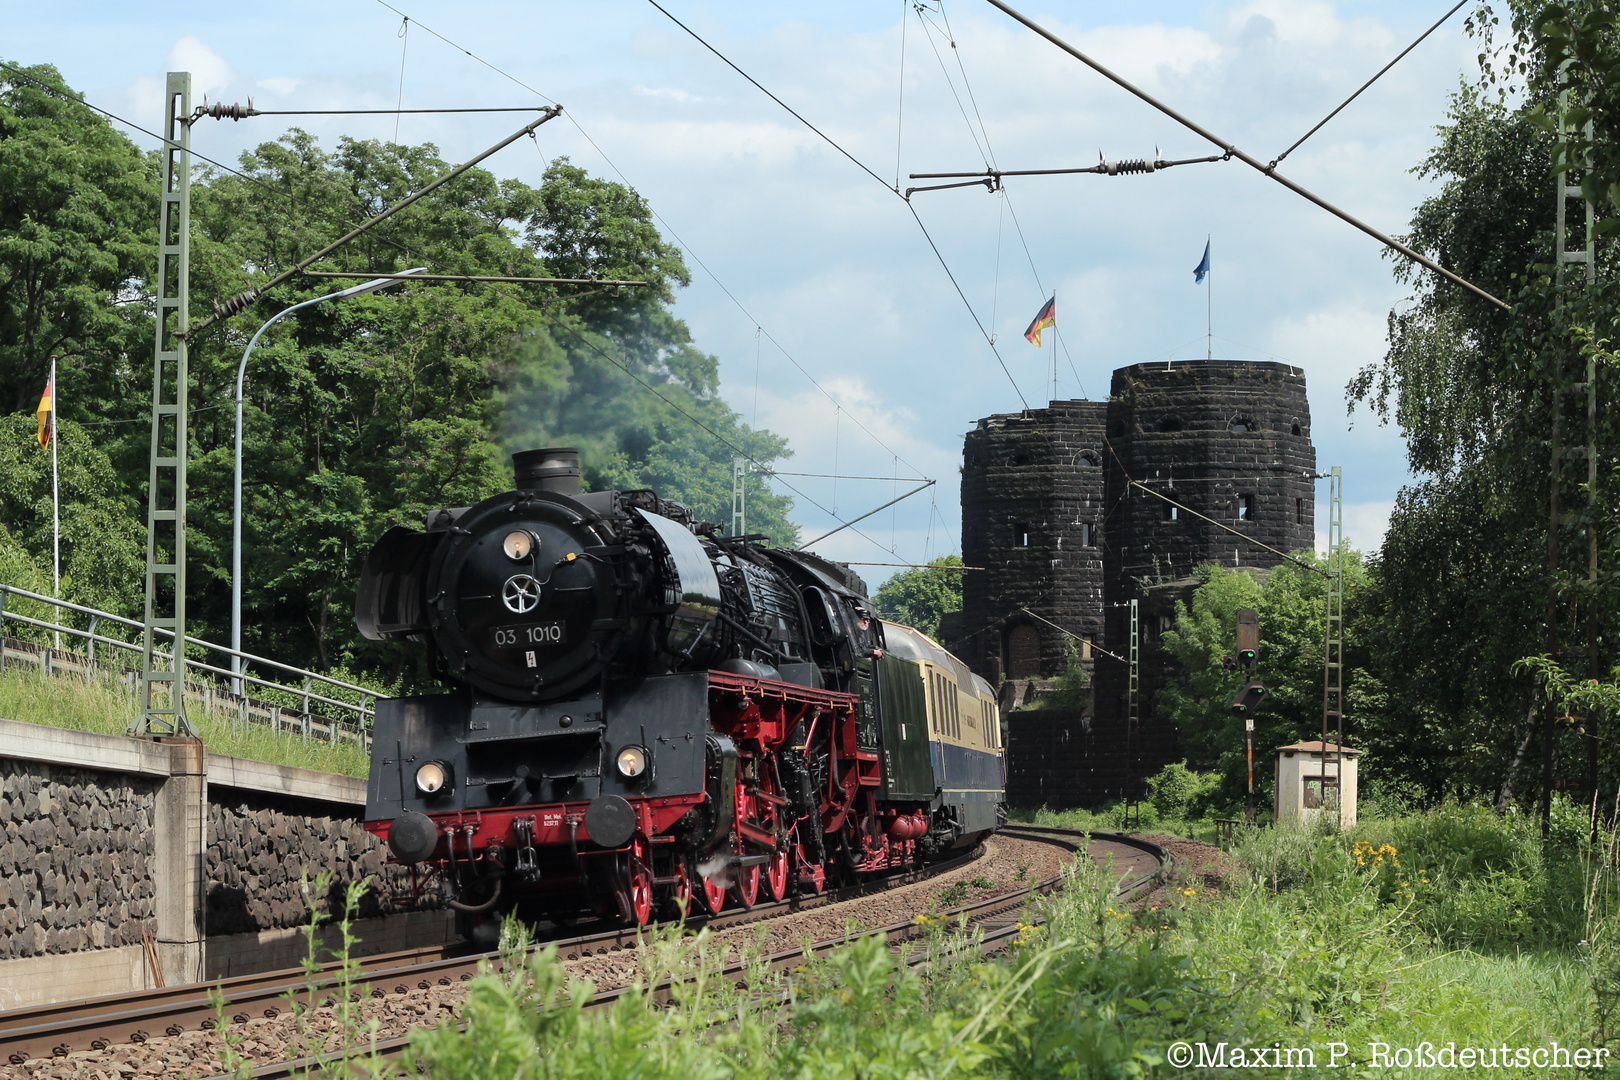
[231,268,426,694]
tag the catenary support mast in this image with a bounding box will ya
[134,73,196,737]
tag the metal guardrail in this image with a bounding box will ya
[0,583,377,748]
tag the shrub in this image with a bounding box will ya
[1145,761,1221,821]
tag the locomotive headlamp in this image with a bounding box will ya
[615,744,649,780]
[415,760,451,795]
[502,530,535,561]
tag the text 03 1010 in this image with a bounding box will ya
[492,621,566,649]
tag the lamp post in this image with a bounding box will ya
[231,268,426,695]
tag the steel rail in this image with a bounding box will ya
[0,847,986,1064]
[208,828,1163,1079]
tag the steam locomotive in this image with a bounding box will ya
[357,448,1003,929]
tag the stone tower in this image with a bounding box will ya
[957,400,1108,683]
[957,359,1317,805]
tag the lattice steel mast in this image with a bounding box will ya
[133,73,196,737]
[1543,87,1598,835]
[1321,466,1343,815]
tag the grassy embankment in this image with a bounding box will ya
[244,800,1613,1079]
[0,665,368,776]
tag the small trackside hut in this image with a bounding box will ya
[1274,740,1359,829]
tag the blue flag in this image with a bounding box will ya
[1193,240,1210,284]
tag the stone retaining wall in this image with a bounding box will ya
[0,719,456,1009]
[0,761,157,960]
[206,794,431,935]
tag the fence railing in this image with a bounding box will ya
[0,583,378,749]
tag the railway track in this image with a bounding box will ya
[0,844,988,1066]
[220,827,1163,1080]
[2,827,1163,1078]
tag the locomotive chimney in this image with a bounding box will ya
[513,447,581,495]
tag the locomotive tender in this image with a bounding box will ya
[357,448,1004,927]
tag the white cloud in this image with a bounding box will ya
[633,85,712,104]
[166,36,235,98]
[25,0,1465,574]
[1315,500,1393,556]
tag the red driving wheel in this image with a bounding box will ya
[692,856,728,915]
[626,834,654,927]
[671,855,697,920]
[729,786,760,909]
[759,774,790,902]
[732,856,760,909]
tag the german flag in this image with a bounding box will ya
[35,377,52,450]
[1023,296,1055,347]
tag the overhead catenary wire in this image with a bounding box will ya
[187,108,563,337]
[911,4,1088,401]
[844,560,983,570]
[980,0,1509,311]
[194,105,554,118]
[1016,606,1127,664]
[914,2,993,168]
[647,0,1031,410]
[300,271,649,285]
[797,480,936,550]
[394,14,410,141]
[906,153,1226,191]
[1269,0,1470,169]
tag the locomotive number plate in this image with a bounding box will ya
[491,621,567,649]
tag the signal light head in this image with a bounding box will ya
[1229,680,1267,717]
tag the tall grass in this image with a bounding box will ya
[0,665,368,776]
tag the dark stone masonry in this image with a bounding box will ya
[0,761,157,959]
[207,793,440,936]
[958,360,1317,807]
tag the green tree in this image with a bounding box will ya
[1158,556,1380,806]
[0,415,145,619]
[0,67,801,683]
[1339,1,1620,806]
[873,555,963,639]
[0,62,155,417]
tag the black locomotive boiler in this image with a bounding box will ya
[357,448,1004,927]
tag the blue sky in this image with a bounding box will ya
[7,1,1485,582]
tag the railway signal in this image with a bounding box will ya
[1231,609,1264,823]
[1235,608,1259,667]
[1229,681,1267,716]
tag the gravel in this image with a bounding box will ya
[7,835,1077,1080]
